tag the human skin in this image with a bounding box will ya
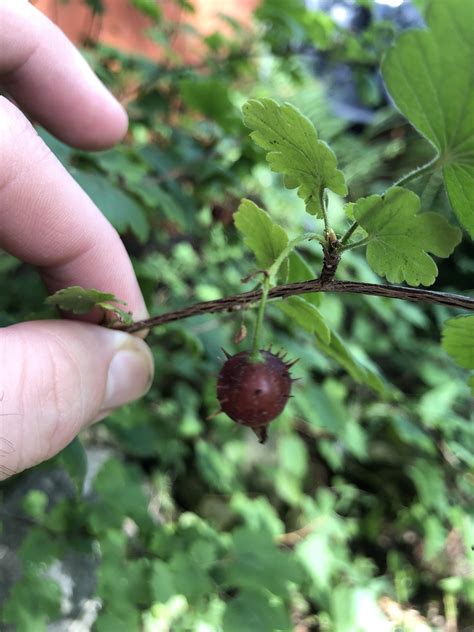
[0,0,154,479]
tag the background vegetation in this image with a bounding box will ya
[0,0,473,630]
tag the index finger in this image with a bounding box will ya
[0,97,148,323]
[0,0,128,149]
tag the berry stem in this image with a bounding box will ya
[268,233,313,282]
[250,275,270,362]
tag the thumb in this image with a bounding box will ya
[0,320,154,479]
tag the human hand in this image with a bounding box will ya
[0,1,154,479]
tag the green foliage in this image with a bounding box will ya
[234,199,289,271]
[442,315,474,392]
[2,571,62,632]
[242,98,347,216]
[354,186,462,286]
[382,0,474,236]
[46,285,133,324]
[276,296,330,343]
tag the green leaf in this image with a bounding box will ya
[88,459,152,533]
[169,551,214,602]
[223,590,291,632]
[45,286,132,324]
[150,561,176,604]
[223,528,301,597]
[234,199,289,271]
[46,286,117,314]
[275,296,330,344]
[316,330,391,397]
[442,315,474,370]
[74,171,150,242]
[2,571,62,632]
[195,440,238,494]
[180,77,239,132]
[242,98,347,216]
[353,187,461,286]
[382,0,474,236]
[287,251,321,306]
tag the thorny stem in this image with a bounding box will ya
[250,275,270,362]
[123,280,474,333]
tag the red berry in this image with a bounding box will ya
[216,350,294,430]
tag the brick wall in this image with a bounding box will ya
[32,0,260,61]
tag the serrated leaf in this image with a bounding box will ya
[276,296,330,344]
[354,187,461,286]
[46,286,119,314]
[442,315,474,370]
[234,199,289,273]
[242,98,347,216]
[45,286,130,324]
[382,0,474,236]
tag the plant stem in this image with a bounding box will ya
[339,155,440,249]
[339,221,359,246]
[340,236,371,252]
[123,280,474,333]
[319,188,330,235]
[394,154,440,188]
[250,275,270,362]
[268,233,313,281]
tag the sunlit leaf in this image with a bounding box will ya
[243,98,347,216]
[234,199,289,272]
[382,0,474,236]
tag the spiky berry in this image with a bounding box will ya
[216,350,294,433]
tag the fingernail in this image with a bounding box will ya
[100,341,154,412]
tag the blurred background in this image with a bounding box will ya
[1,1,473,631]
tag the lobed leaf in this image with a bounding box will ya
[46,286,133,324]
[354,187,461,286]
[46,286,120,314]
[382,0,474,236]
[242,98,347,216]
